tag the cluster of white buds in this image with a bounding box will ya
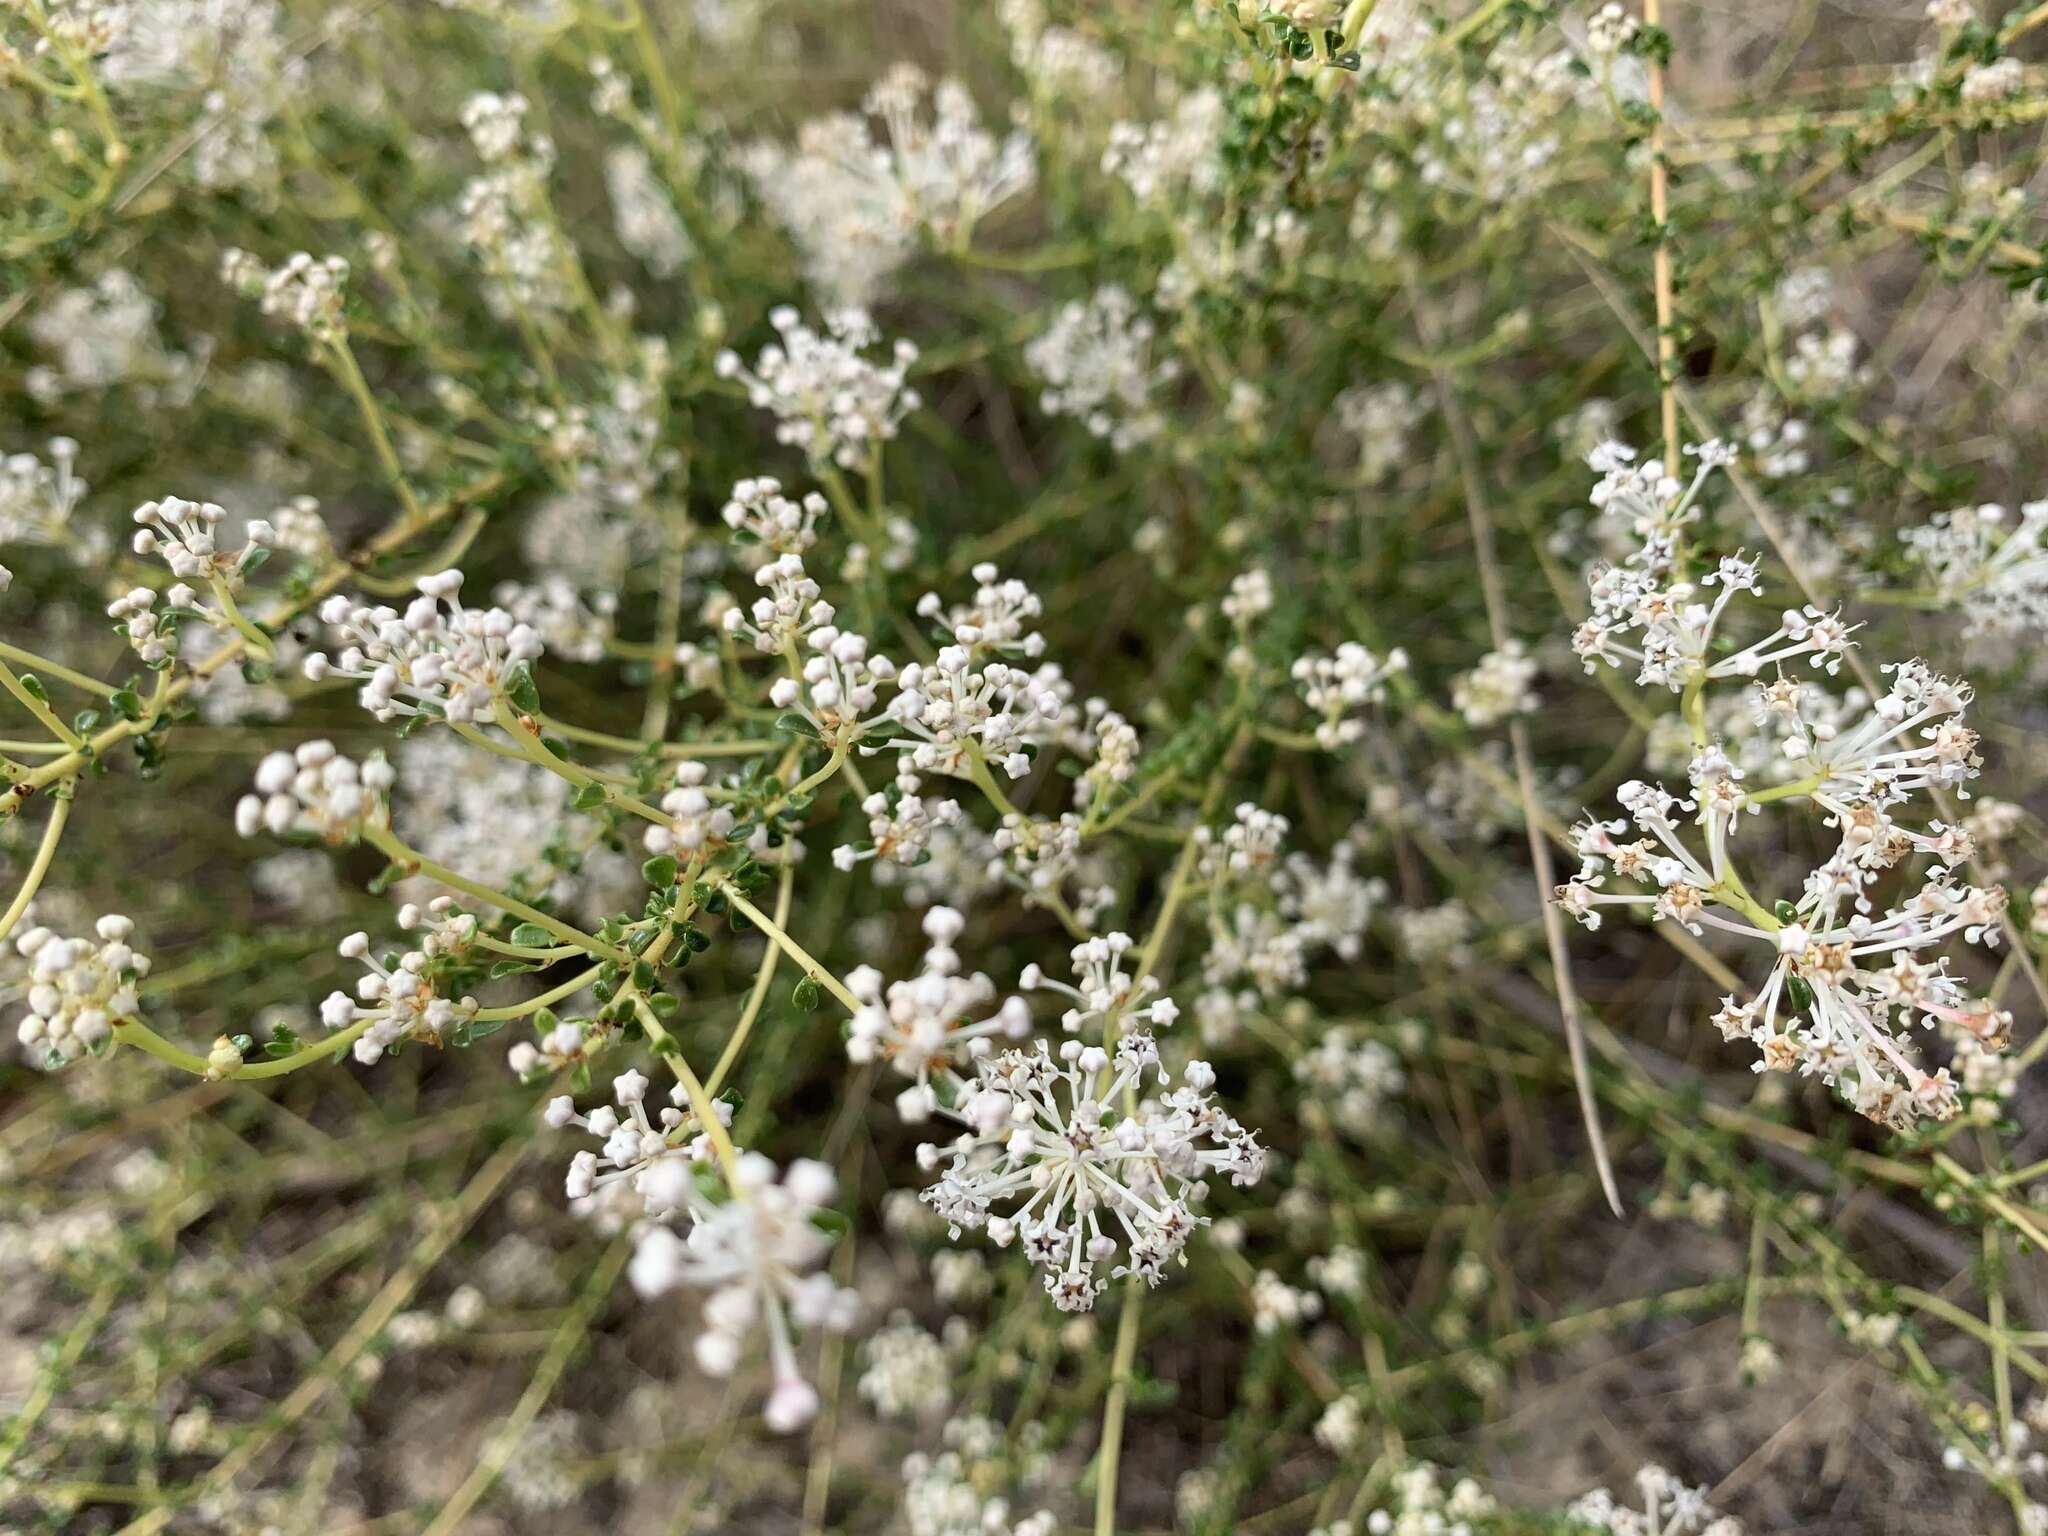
[626,1152,859,1433]
[1293,642,1408,748]
[1024,284,1180,452]
[131,496,273,584]
[1101,87,1226,208]
[1197,802,1292,881]
[545,1068,729,1218]
[1021,932,1178,1036]
[1451,639,1540,728]
[0,436,90,555]
[305,571,544,723]
[459,90,543,164]
[491,577,616,665]
[1334,381,1428,483]
[221,249,351,344]
[723,552,827,654]
[723,476,826,560]
[106,584,191,667]
[13,916,149,1067]
[989,811,1092,910]
[321,923,480,1067]
[770,624,897,747]
[846,906,1033,1121]
[918,1037,1264,1312]
[1354,1464,1500,1533]
[1077,703,1140,807]
[917,562,1046,659]
[716,307,921,471]
[834,772,962,873]
[901,1428,1057,1536]
[508,1017,594,1080]
[1295,1026,1405,1138]
[883,646,1065,780]
[265,495,332,563]
[1586,1,1640,56]
[1899,498,2048,637]
[1565,1464,1743,1535]
[1221,567,1273,627]
[645,761,735,856]
[234,739,394,841]
[860,63,1038,246]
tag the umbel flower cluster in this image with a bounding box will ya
[1558,443,2008,1130]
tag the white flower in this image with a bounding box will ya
[304,570,544,723]
[1293,643,1408,748]
[846,906,1032,1120]
[319,909,480,1066]
[1452,639,1540,728]
[1025,285,1180,452]
[222,249,351,342]
[626,1151,859,1432]
[716,307,920,470]
[13,915,150,1067]
[549,1071,729,1217]
[131,495,274,584]
[235,739,395,842]
[917,1035,1264,1312]
[644,761,736,856]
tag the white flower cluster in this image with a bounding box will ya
[305,570,544,723]
[235,739,394,841]
[882,645,1065,781]
[1572,444,1855,689]
[1190,810,1386,1046]
[1452,639,1540,729]
[452,91,571,315]
[1,437,96,559]
[770,625,898,748]
[1025,285,1181,452]
[1899,498,2048,637]
[918,1035,1263,1312]
[723,475,826,559]
[741,66,1034,306]
[320,911,480,1066]
[716,307,921,471]
[1296,1026,1405,1138]
[491,576,616,664]
[1293,642,1408,748]
[847,906,1033,1121]
[1021,931,1178,1037]
[131,495,273,585]
[221,249,351,343]
[1559,445,2007,1130]
[861,63,1037,246]
[106,583,194,667]
[1565,1464,1743,1535]
[1102,87,1226,207]
[1334,381,1428,483]
[545,1068,729,1220]
[645,761,737,857]
[917,561,1047,659]
[900,1417,1055,1536]
[13,916,149,1066]
[627,1152,859,1433]
[834,771,963,873]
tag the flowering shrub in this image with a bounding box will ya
[6,1,2048,1532]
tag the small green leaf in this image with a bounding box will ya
[642,854,678,887]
